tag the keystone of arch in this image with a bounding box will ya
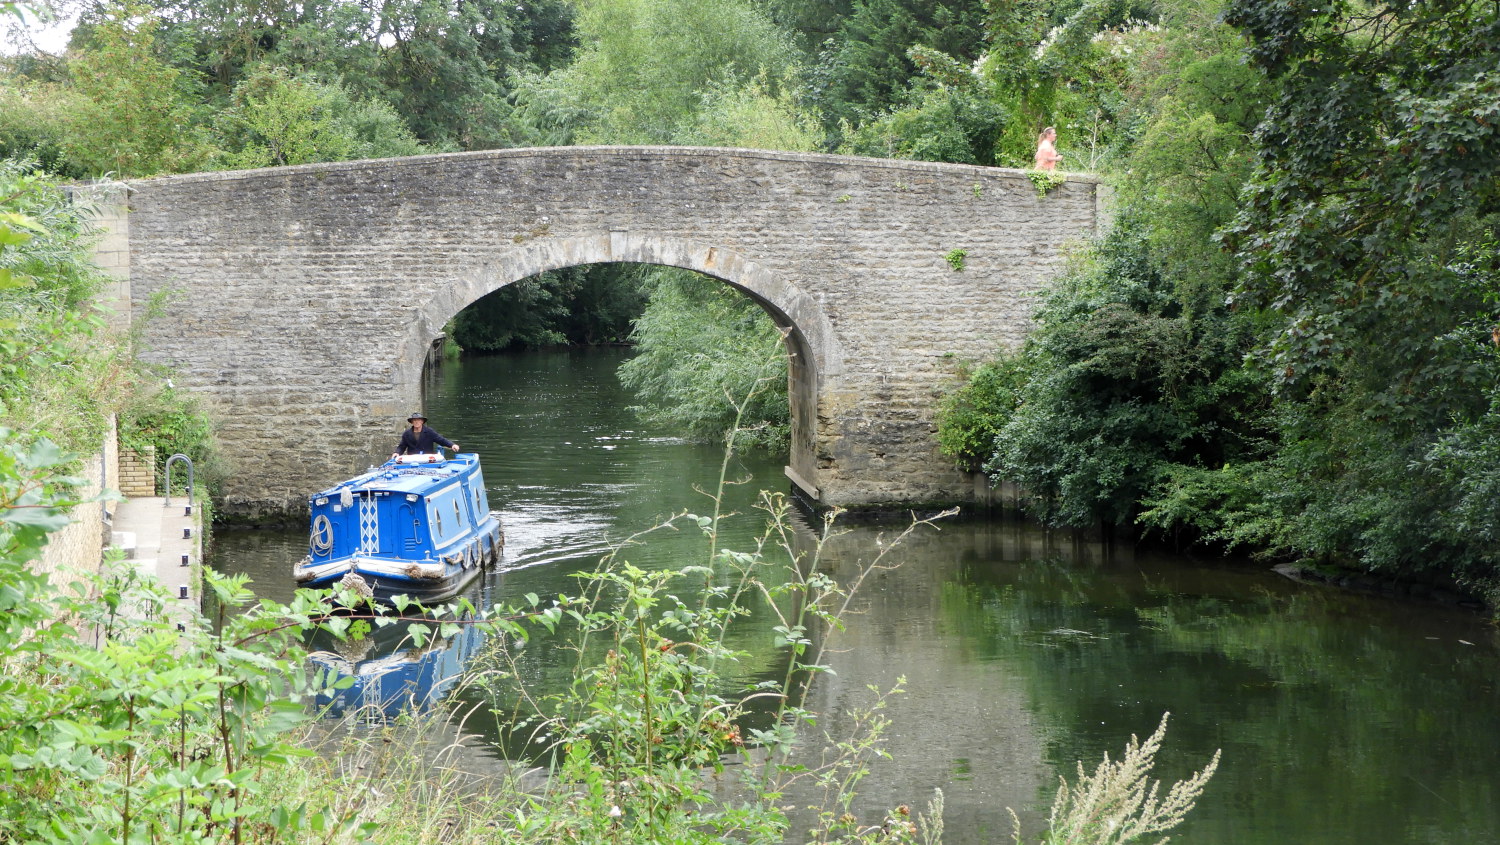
[401,233,846,389]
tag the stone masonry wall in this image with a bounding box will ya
[35,417,118,593]
[75,185,133,337]
[121,147,1102,520]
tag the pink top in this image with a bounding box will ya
[1034,138,1062,171]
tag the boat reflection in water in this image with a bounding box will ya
[301,546,507,717]
[303,575,500,720]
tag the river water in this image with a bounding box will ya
[211,348,1500,844]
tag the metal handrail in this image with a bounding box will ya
[164,453,194,506]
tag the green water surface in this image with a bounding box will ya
[211,348,1500,844]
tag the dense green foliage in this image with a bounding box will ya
[511,0,801,145]
[1214,0,1500,587]
[219,66,425,168]
[0,424,349,842]
[814,0,987,127]
[983,222,1269,531]
[924,0,1500,600]
[0,161,130,453]
[0,0,575,173]
[449,265,646,352]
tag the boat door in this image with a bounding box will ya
[396,499,421,554]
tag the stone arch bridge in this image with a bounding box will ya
[102,146,1107,520]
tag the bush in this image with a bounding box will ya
[0,427,349,842]
[116,381,226,498]
[936,355,1025,473]
[972,222,1270,531]
[0,161,131,455]
[842,84,1010,166]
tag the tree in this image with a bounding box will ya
[59,0,215,176]
[673,75,825,151]
[755,0,854,55]
[1217,0,1500,586]
[218,66,424,168]
[449,265,646,352]
[840,55,1009,165]
[816,0,988,126]
[146,0,576,149]
[617,270,790,449]
[0,80,77,177]
[1222,0,1500,396]
[515,0,800,145]
[373,0,535,148]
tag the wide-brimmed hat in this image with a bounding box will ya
[407,412,427,422]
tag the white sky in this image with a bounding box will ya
[4,7,77,55]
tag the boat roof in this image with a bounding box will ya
[310,453,482,501]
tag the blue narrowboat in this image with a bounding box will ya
[293,452,503,604]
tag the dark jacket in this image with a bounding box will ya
[396,426,455,455]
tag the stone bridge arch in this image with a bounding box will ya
[399,233,843,501]
[111,146,1106,519]
[403,233,843,387]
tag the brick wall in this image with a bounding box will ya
[119,447,156,497]
[120,147,1104,519]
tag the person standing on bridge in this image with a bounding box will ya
[392,412,460,459]
[1033,126,1063,171]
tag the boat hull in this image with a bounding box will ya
[296,518,502,604]
[305,565,478,605]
